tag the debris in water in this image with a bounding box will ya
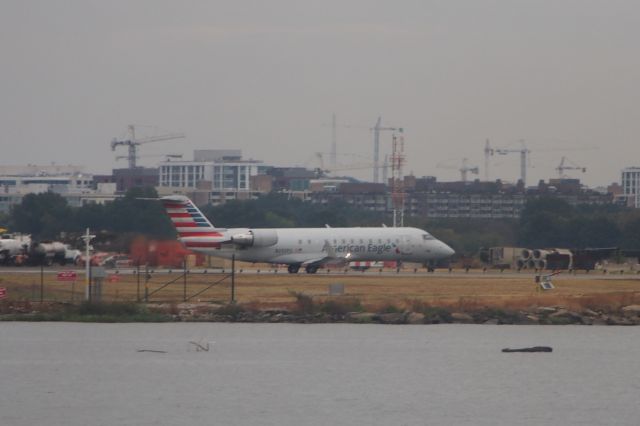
[137,349,167,353]
[189,340,210,352]
[502,346,552,353]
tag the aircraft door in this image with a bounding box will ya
[401,235,414,255]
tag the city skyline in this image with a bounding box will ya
[1,1,639,187]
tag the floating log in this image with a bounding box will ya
[502,346,552,353]
[189,341,210,352]
[136,349,167,353]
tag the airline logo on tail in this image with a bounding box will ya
[161,196,227,249]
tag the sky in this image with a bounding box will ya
[1,0,639,187]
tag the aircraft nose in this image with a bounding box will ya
[439,242,455,258]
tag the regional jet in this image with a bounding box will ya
[161,195,454,273]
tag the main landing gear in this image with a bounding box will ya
[287,264,319,274]
[287,264,301,274]
[305,265,319,274]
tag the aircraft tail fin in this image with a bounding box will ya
[160,195,224,239]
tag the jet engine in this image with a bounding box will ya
[231,230,278,247]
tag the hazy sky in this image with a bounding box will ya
[2,1,639,187]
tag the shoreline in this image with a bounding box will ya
[2,300,640,325]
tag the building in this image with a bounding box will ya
[410,192,526,219]
[310,181,388,212]
[304,174,615,219]
[0,165,118,213]
[94,167,159,193]
[157,150,271,205]
[405,177,612,219]
[621,167,640,208]
[269,167,316,191]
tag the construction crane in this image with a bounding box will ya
[492,140,530,186]
[313,152,388,178]
[371,117,400,184]
[115,153,183,162]
[484,139,493,181]
[437,158,479,182]
[321,114,369,169]
[314,152,328,178]
[111,124,185,169]
[556,156,586,178]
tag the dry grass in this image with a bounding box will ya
[1,269,639,312]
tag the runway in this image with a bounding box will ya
[2,265,638,281]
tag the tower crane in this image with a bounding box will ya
[459,158,479,182]
[492,140,530,186]
[437,158,479,182]
[313,152,389,179]
[111,124,185,169]
[321,114,369,169]
[556,156,586,178]
[484,139,493,181]
[371,117,400,184]
[115,153,183,162]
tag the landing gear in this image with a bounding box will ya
[305,265,319,274]
[288,264,301,274]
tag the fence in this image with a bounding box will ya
[0,259,237,304]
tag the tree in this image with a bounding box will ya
[620,217,640,249]
[103,187,174,237]
[418,218,518,256]
[10,192,72,239]
[201,194,384,228]
[518,197,626,248]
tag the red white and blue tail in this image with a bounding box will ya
[160,195,228,250]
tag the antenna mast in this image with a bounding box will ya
[391,129,405,227]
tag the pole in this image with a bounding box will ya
[231,254,235,304]
[82,228,95,301]
[85,228,90,288]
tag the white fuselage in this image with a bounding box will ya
[181,226,454,265]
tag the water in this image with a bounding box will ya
[1,323,639,426]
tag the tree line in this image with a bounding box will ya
[2,189,639,255]
[1,188,174,249]
[418,198,640,255]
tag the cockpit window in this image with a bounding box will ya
[422,233,435,241]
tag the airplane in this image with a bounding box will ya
[160,195,455,274]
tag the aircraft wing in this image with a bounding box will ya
[269,240,353,267]
[302,240,353,267]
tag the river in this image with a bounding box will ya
[1,323,638,425]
